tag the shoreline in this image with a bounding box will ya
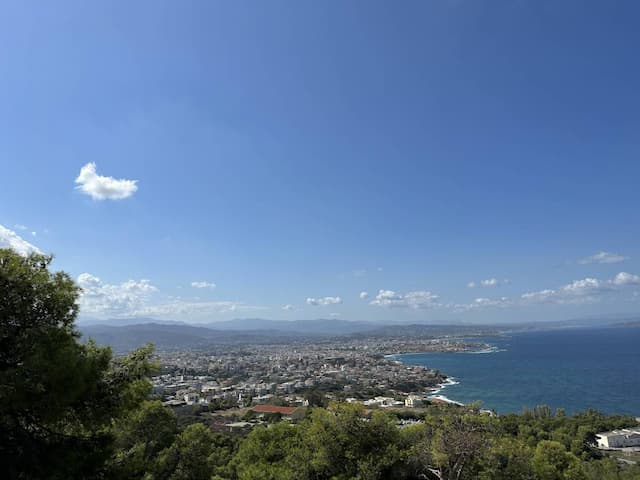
[426,377,464,406]
[387,337,507,407]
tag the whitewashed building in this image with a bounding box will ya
[596,428,640,448]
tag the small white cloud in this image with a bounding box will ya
[306,296,343,306]
[191,281,216,289]
[31,231,37,237]
[473,297,511,308]
[14,224,27,231]
[469,278,507,288]
[612,272,640,286]
[282,304,295,311]
[75,162,138,200]
[359,291,369,300]
[370,289,440,309]
[0,224,41,256]
[578,251,627,265]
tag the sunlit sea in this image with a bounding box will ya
[394,326,640,415]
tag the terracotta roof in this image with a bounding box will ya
[251,405,299,415]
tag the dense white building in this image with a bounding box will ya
[596,428,640,448]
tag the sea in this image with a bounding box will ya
[393,326,640,416]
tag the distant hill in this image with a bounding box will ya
[204,318,378,335]
[79,322,336,352]
[78,317,187,327]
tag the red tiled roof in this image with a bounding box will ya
[251,405,298,415]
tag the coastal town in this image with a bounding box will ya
[151,336,485,420]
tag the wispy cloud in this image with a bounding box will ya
[370,289,440,309]
[78,272,263,318]
[359,291,369,300]
[306,296,343,306]
[134,299,265,318]
[0,224,41,256]
[75,162,138,200]
[457,271,640,311]
[282,304,295,311]
[578,251,627,265]
[191,281,216,289]
[468,277,508,288]
[520,272,640,305]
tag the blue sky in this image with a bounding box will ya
[1,1,639,323]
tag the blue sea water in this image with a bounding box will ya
[396,326,640,415]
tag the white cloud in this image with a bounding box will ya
[578,251,627,265]
[78,272,263,318]
[134,299,265,318]
[191,281,216,289]
[77,273,158,316]
[370,289,440,309]
[521,277,610,305]
[14,224,27,230]
[468,278,508,288]
[282,304,295,311]
[0,224,41,256]
[473,297,510,308]
[306,296,343,306]
[75,162,138,200]
[612,272,640,286]
[359,291,369,299]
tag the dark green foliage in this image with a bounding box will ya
[153,423,234,480]
[0,249,156,479]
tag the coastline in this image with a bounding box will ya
[426,377,464,406]
[385,338,503,407]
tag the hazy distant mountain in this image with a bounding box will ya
[78,317,187,327]
[78,314,640,352]
[204,318,378,334]
[79,322,315,352]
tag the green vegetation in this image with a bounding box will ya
[1,248,639,479]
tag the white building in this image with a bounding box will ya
[596,428,640,448]
[404,395,425,408]
[363,396,404,408]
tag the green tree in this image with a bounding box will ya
[110,400,178,478]
[427,410,493,480]
[479,437,534,480]
[153,423,232,480]
[302,403,403,479]
[0,249,156,479]
[233,422,305,480]
[531,440,586,480]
